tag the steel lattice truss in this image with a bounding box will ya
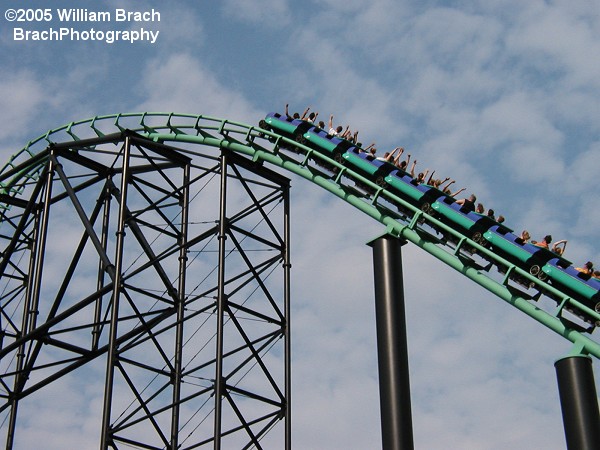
[0,131,291,449]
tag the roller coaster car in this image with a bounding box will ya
[431,196,512,247]
[260,113,315,149]
[541,260,600,324]
[384,171,448,215]
[342,149,397,186]
[483,226,571,283]
[302,127,356,163]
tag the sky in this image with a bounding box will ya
[1,0,600,448]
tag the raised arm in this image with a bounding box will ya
[440,178,453,190]
[552,239,568,255]
[301,107,310,120]
[392,147,405,165]
[410,160,417,178]
[426,170,436,185]
[450,187,466,197]
[364,142,376,151]
[340,125,349,138]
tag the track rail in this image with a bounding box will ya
[1,111,599,359]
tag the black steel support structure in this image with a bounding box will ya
[555,355,600,450]
[0,133,291,449]
[213,150,228,449]
[100,134,132,449]
[370,235,414,450]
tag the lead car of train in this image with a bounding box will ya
[259,112,600,330]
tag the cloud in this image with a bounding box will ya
[14,372,103,450]
[280,25,406,146]
[135,53,260,122]
[220,0,291,28]
[0,70,45,141]
[402,246,569,449]
[507,1,600,90]
[155,4,206,48]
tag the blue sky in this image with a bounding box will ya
[1,0,600,448]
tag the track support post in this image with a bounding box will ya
[555,355,600,450]
[369,234,414,450]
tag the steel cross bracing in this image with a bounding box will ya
[0,130,291,449]
[0,112,599,446]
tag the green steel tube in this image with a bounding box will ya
[1,113,598,364]
[146,132,600,359]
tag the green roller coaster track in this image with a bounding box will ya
[1,111,599,360]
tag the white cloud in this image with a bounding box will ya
[564,144,600,196]
[135,53,260,122]
[0,71,45,141]
[156,4,206,47]
[507,1,600,89]
[220,0,291,28]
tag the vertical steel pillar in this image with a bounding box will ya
[283,182,292,450]
[171,162,190,449]
[7,157,54,450]
[100,136,132,449]
[370,235,414,450]
[6,208,39,450]
[555,355,600,450]
[214,151,228,449]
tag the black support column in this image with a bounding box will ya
[555,355,600,450]
[370,235,414,450]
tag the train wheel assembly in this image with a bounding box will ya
[293,134,307,153]
[538,272,548,281]
[295,134,307,145]
[334,152,345,165]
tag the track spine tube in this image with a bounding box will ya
[148,131,600,359]
[370,235,414,450]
